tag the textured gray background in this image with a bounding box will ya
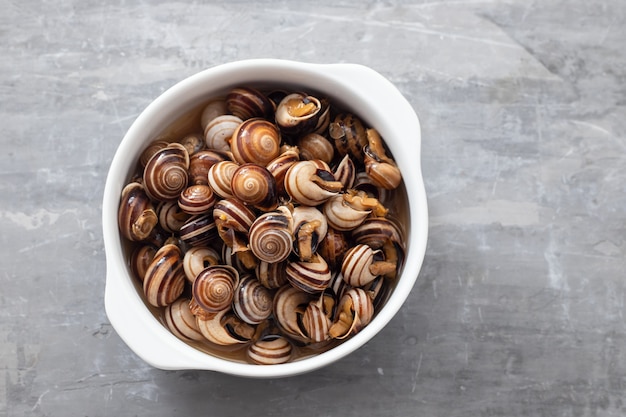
[2,0,625,416]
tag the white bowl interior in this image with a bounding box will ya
[103,59,428,378]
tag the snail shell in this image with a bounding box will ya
[275,93,329,137]
[204,114,242,152]
[196,309,256,346]
[301,301,331,343]
[231,163,278,212]
[179,213,219,247]
[328,113,368,164]
[363,128,402,190]
[164,298,204,342]
[284,160,343,206]
[192,265,240,314]
[247,335,293,365]
[255,260,289,289]
[230,118,282,166]
[266,145,300,195]
[156,200,191,233]
[213,198,257,243]
[273,285,311,339]
[178,184,216,215]
[129,244,157,282]
[188,150,228,185]
[139,140,169,167]
[322,194,370,232]
[298,133,334,164]
[233,275,274,325]
[207,160,238,199]
[333,154,356,191]
[363,276,391,312]
[200,98,228,132]
[329,288,374,339]
[143,143,190,201]
[180,132,205,156]
[318,227,349,269]
[118,182,158,241]
[351,217,403,250]
[341,244,379,287]
[183,246,221,283]
[143,243,186,307]
[286,253,332,294]
[226,87,274,121]
[292,206,328,262]
[248,207,294,263]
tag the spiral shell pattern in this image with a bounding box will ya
[204,114,242,151]
[248,210,293,263]
[233,275,273,325]
[231,163,278,211]
[164,298,204,342]
[192,265,239,314]
[178,184,216,215]
[302,302,331,342]
[207,160,238,199]
[143,243,186,307]
[286,254,332,294]
[226,87,274,121]
[298,133,334,163]
[183,246,221,283]
[266,146,300,195]
[143,143,190,201]
[118,182,158,241]
[230,118,281,166]
[247,335,293,365]
[255,260,289,289]
[179,214,218,247]
[341,244,378,287]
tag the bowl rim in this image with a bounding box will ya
[103,58,428,378]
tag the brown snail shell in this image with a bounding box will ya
[192,265,240,314]
[164,298,205,342]
[118,182,158,241]
[188,150,229,185]
[204,114,242,152]
[341,244,385,287]
[333,154,356,191]
[196,309,256,346]
[200,98,228,132]
[255,260,289,289]
[230,163,278,212]
[180,132,205,156]
[226,87,274,121]
[213,198,257,243]
[248,207,294,263]
[247,335,293,365]
[129,244,157,282]
[207,160,238,199]
[233,275,274,325]
[318,227,349,270]
[230,118,281,166]
[143,243,186,307]
[273,285,311,340]
[363,129,401,190]
[183,246,221,283]
[275,93,329,137]
[266,145,300,196]
[301,300,331,343]
[329,288,374,339]
[156,200,191,233]
[298,133,334,164]
[179,213,219,247]
[178,184,216,215]
[139,140,169,167]
[322,194,371,232]
[286,253,332,294]
[328,113,368,164]
[284,160,343,206]
[351,217,403,250]
[292,206,328,262]
[143,142,190,202]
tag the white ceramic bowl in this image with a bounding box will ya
[102,59,428,378]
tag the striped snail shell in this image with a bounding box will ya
[188,150,228,185]
[231,163,278,212]
[196,309,256,346]
[179,213,219,247]
[156,201,190,233]
[363,128,402,190]
[333,154,356,191]
[139,139,169,167]
[328,270,349,302]
[143,142,190,202]
[284,160,343,206]
[178,184,216,215]
[275,93,329,137]
[180,132,205,156]
[322,194,370,232]
[340,244,383,287]
[273,285,311,340]
[328,113,369,164]
[363,276,391,312]
[248,207,294,263]
[213,198,257,244]
[292,206,327,262]
[297,132,334,164]
[318,228,349,270]
[351,217,403,250]
[164,298,204,342]
[233,275,274,325]
[200,98,228,132]
[183,246,221,283]
[266,145,300,196]
[204,114,242,152]
[247,335,293,365]
[226,87,274,121]
[286,253,332,294]
[207,160,238,199]
[143,242,186,307]
[329,287,374,339]
[255,260,289,289]
[129,244,157,282]
[118,182,158,241]
[230,118,281,166]
[353,171,391,204]
[301,300,331,342]
[192,265,240,314]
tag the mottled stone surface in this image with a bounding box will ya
[1,0,625,416]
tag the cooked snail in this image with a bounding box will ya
[363,128,402,190]
[226,87,274,121]
[233,275,274,325]
[275,93,329,137]
[165,298,205,342]
[230,163,278,211]
[247,335,293,365]
[143,143,190,201]
[230,118,282,166]
[284,160,343,206]
[118,182,158,241]
[248,207,294,263]
[143,241,186,307]
[204,114,242,152]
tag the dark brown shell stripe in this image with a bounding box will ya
[233,275,273,324]
[286,258,331,293]
[143,245,185,307]
[178,184,216,215]
[226,87,274,120]
[231,119,281,166]
[143,144,189,201]
[179,214,218,247]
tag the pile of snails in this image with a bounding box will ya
[118,86,406,365]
